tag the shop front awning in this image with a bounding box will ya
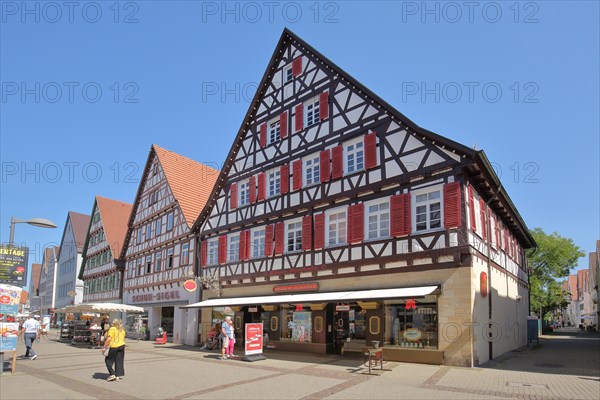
[57,303,145,314]
[182,286,439,309]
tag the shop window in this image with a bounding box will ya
[383,299,438,349]
[281,308,312,343]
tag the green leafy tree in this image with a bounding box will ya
[527,228,584,320]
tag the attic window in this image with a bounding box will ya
[285,66,293,83]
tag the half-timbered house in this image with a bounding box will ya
[121,145,219,345]
[79,196,132,319]
[189,29,535,367]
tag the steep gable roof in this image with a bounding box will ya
[96,196,133,257]
[119,145,219,260]
[153,145,219,227]
[58,211,91,259]
[69,211,91,252]
[191,28,535,249]
[78,197,132,279]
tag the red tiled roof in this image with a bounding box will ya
[69,211,91,252]
[568,275,578,300]
[153,145,219,228]
[96,196,133,257]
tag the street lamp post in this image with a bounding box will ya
[1,216,57,375]
[9,217,58,246]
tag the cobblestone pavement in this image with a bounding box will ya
[1,327,598,400]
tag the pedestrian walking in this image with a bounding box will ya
[102,319,126,381]
[21,314,40,360]
[220,316,234,360]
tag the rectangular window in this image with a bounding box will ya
[252,229,265,258]
[268,170,281,197]
[208,239,218,265]
[414,190,442,232]
[167,248,174,269]
[239,180,250,206]
[181,243,189,265]
[137,259,143,276]
[136,229,142,245]
[286,220,302,253]
[228,235,240,262]
[268,120,281,144]
[167,212,174,231]
[306,100,320,127]
[156,218,162,236]
[146,256,152,274]
[285,66,293,83]
[327,209,347,246]
[146,224,152,240]
[304,155,320,186]
[366,200,390,240]
[345,140,364,174]
[155,251,163,272]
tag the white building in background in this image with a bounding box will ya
[38,246,60,316]
[55,211,90,311]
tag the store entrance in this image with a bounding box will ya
[161,306,174,342]
[334,303,366,354]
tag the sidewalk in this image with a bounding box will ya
[1,328,598,400]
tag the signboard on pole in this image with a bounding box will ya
[0,246,28,287]
[0,284,23,315]
[244,323,264,356]
[0,322,19,351]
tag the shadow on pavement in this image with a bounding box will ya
[480,328,600,377]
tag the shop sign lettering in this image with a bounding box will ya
[131,291,180,303]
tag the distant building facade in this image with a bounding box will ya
[55,211,91,311]
[38,246,60,315]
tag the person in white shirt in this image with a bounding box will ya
[21,314,40,360]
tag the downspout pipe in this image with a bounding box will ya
[485,183,503,362]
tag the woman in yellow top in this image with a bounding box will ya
[102,319,126,381]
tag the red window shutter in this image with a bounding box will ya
[295,104,304,132]
[274,222,284,255]
[468,186,477,231]
[314,214,325,249]
[443,182,462,229]
[201,240,207,268]
[292,159,303,190]
[260,123,267,148]
[495,219,500,248]
[302,215,313,251]
[265,225,274,256]
[479,199,487,240]
[246,231,252,260]
[229,183,238,210]
[218,236,227,265]
[320,149,331,183]
[331,145,343,179]
[257,172,266,201]
[391,194,411,237]
[364,132,378,169]
[292,57,302,76]
[280,164,289,194]
[347,204,365,244]
[280,111,288,138]
[249,176,257,203]
[239,231,247,261]
[319,92,329,120]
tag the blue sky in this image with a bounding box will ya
[1,1,598,288]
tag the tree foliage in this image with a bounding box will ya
[527,228,584,320]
